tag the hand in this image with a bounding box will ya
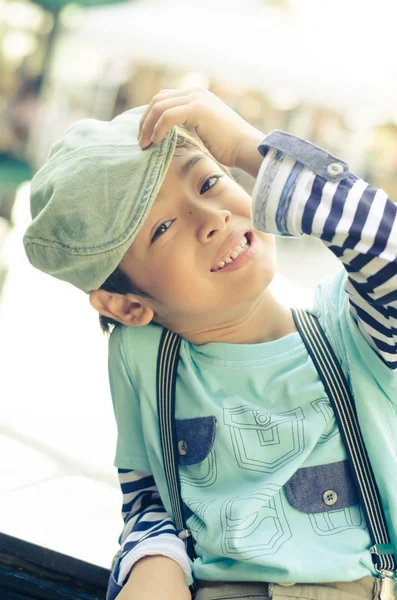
[117,555,192,600]
[138,88,264,177]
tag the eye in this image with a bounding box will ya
[152,219,173,242]
[200,174,223,195]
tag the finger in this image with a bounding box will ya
[138,90,173,139]
[138,89,192,140]
[150,104,198,144]
[139,96,193,148]
[138,89,194,142]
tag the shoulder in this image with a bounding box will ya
[309,268,348,367]
[311,270,397,395]
[108,322,165,397]
[311,268,346,326]
[108,324,165,471]
[109,322,164,364]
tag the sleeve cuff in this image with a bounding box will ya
[252,148,309,237]
[117,534,194,587]
[252,131,350,238]
[106,574,122,600]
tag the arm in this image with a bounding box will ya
[107,310,193,598]
[252,132,397,370]
[107,468,193,600]
[116,556,190,600]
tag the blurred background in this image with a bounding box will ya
[1,0,397,571]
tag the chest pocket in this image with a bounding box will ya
[176,416,217,487]
[284,460,367,536]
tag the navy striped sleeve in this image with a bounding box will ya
[107,469,193,600]
[252,134,397,370]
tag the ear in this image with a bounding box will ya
[89,289,154,327]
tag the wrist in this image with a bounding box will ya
[235,128,265,178]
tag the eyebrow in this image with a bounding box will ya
[153,152,206,210]
[180,153,205,178]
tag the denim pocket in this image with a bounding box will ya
[176,416,217,488]
[284,460,358,513]
[176,416,216,466]
[284,460,366,536]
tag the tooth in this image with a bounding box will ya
[216,237,248,269]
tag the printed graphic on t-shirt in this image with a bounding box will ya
[224,406,305,473]
[309,504,366,536]
[185,498,214,547]
[179,450,217,487]
[220,484,291,559]
[310,398,339,443]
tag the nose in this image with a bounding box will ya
[194,205,231,244]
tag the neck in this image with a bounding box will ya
[165,289,297,346]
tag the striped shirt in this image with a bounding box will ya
[107,132,396,599]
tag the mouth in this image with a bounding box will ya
[211,232,253,272]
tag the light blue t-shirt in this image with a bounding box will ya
[108,269,397,583]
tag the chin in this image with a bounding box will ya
[241,271,276,307]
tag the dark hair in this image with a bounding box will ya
[98,127,232,335]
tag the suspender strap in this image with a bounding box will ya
[156,328,196,562]
[291,308,396,573]
[156,311,396,574]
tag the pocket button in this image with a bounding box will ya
[323,489,338,506]
[178,440,189,456]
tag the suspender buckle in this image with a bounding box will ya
[371,545,396,557]
[177,528,192,540]
[371,545,396,581]
[189,580,198,598]
[378,570,397,600]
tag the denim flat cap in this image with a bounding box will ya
[23,106,177,292]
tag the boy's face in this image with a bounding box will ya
[120,149,276,339]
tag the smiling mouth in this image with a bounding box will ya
[211,232,252,272]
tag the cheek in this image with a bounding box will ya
[262,233,277,267]
[250,231,277,281]
[147,251,196,304]
[264,232,276,251]
[230,187,252,213]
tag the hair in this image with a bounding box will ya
[98,126,232,335]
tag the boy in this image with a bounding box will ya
[23,89,397,600]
